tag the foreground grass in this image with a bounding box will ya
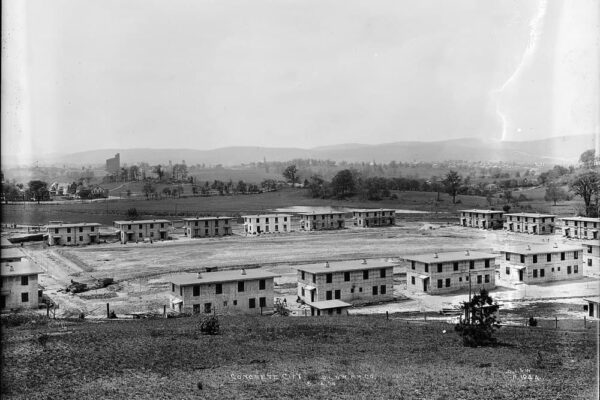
[1,315,596,399]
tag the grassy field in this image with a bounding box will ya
[1,314,596,399]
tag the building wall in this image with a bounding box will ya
[498,250,583,283]
[583,245,600,278]
[503,215,555,235]
[406,258,495,294]
[185,219,232,237]
[562,219,599,240]
[460,212,503,229]
[106,153,120,174]
[244,216,291,234]
[352,211,395,227]
[300,214,345,231]
[170,278,275,314]
[1,274,41,310]
[297,267,393,304]
[116,222,169,243]
[48,225,100,246]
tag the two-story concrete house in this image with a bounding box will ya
[404,251,496,294]
[47,222,101,246]
[296,259,395,314]
[299,212,346,231]
[242,214,292,235]
[351,209,396,228]
[459,209,504,229]
[183,217,233,238]
[560,216,600,240]
[169,269,279,314]
[583,243,600,278]
[498,243,583,284]
[503,213,556,234]
[1,251,43,311]
[113,219,171,243]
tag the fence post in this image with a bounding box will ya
[386,311,389,321]
[163,305,167,318]
[261,306,263,316]
[555,317,557,329]
[584,316,586,329]
[107,303,110,318]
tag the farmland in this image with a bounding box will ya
[1,314,597,399]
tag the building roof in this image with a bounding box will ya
[309,300,352,310]
[169,269,279,286]
[501,243,583,255]
[1,248,25,261]
[504,213,556,218]
[113,219,171,225]
[1,259,44,276]
[584,297,600,304]
[1,237,15,248]
[47,222,102,228]
[296,259,395,274]
[182,216,233,221]
[403,251,496,264]
[241,214,292,218]
[560,216,600,223]
[460,209,504,214]
[298,211,346,216]
[351,208,396,213]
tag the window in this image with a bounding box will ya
[284,217,287,221]
[180,287,183,296]
[363,270,369,280]
[505,253,510,261]
[424,264,429,273]
[301,288,305,297]
[216,284,222,294]
[574,265,578,274]
[465,275,469,281]
[193,304,200,314]
[381,285,386,294]
[79,227,83,232]
[411,276,415,285]
[312,274,316,284]
[411,261,415,270]
[238,281,244,292]
[301,271,305,280]
[67,228,71,233]
[67,237,71,242]
[233,300,237,306]
[223,301,228,307]
[275,217,278,223]
[193,285,200,296]
[259,279,266,290]
[437,263,443,273]
[540,269,545,277]
[558,267,561,271]
[533,255,537,263]
[372,286,378,295]
[160,223,164,228]
[21,276,29,285]
[574,252,578,260]
[259,297,266,308]
[453,262,459,271]
[326,273,332,283]
[567,266,571,274]
[359,288,362,292]
[520,255,525,263]
[139,224,142,229]
[533,269,537,278]
[334,290,341,299]
[127,225,131,230]
[380,269,386,278]
[344,272,350,281]
[588,246,593,254]
[476,275,482,284]
[249,298,256,308]
[445,278,451,287]
[21,293,29,302]
[266,218,269,223]
[485,259,490,268]
[150,223,154,229]
[205,229,209,235]
[326,291,332,300]
[172,284,175,292]
[469,261,474,270]
[437,279,443,289]
[561,252,565,261]
[589,259,593,266]
[139,233,143,238]
[54,228,59,234]
[547,253,551,262]
[506,267,510,275]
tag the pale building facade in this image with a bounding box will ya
[1,251,43,311]
[299,212,346,231]
[47,223,101,246]
[459,209,504,229]
[503,213,556,235]
[560,217,599,240]
[169,269,278,314]
[583,243,600,278]
[404,251,496,294]
[351,209,396,227]
[296,259,394,311]
[499,243,583,284]
[183,217,233,238]
[113,219,171,243]
[242,214,292,235]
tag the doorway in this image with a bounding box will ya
[589,303,594,317]
[518,270,523,281]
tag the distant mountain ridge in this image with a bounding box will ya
[9,134,595,167]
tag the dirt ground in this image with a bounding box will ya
[8,221,598,318]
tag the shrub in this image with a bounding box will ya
[455,289,500,347]
[126,208,139,219]
[199,315,220,335]
[528,316,538,327]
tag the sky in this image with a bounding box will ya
[1,0,598,164]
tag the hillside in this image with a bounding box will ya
[20,134,594,167]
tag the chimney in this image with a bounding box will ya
[433,253,438,258]
[465,250,470,256]
[553,242,558,248]
[196,272,202,279]
[9,265,14,271]
[241,269,246,275]
[526,245,531,251]
[361,259,367,264]
[324,261,329,268]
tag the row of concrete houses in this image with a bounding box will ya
[1,247,43,311]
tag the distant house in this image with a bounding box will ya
[583,243,600,278]
[404,251,496,294]
[47,222,101,246]
[299,212,346,231]
[560,217,599,240]
[498,243,583,284]
[113,219,171,243]
[351,209,396,228]
[242,214,292,235]
[49,182,72,196]
[1,237,16,249]
[168,269,279,314]
[183,217,233,238]
[1,253,44,311]
[503,213,556,235]
[459,209,503,230]
[296,259,394,312]
[89,185,109,198]
[305,300,352,317]
[584,297,599,318]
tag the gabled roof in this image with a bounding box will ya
[1,259,44,276]
[296,259,395,274]
[403,251,496,264]
[169,269,279,286]
[500,243,583,255]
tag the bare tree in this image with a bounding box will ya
[443,170,462,204]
